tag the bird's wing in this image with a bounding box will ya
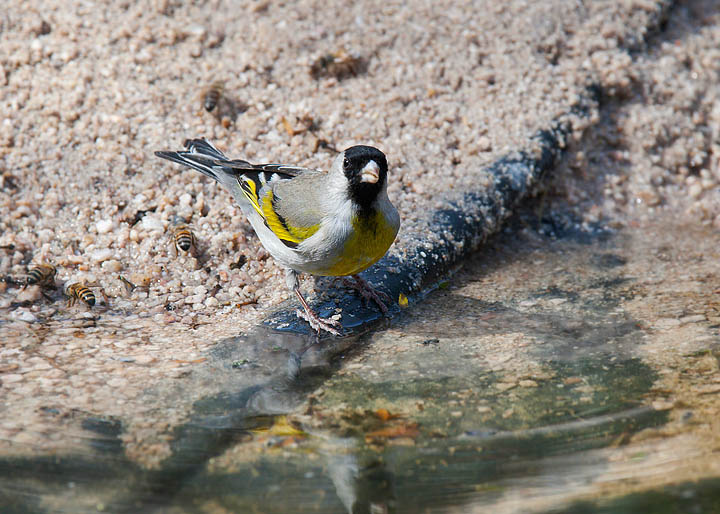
[156,139,327,249]
[239,170,329,249]
[240,172,327,249]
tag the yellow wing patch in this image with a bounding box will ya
[240,176,264,218]
[261,190,320,248]
[240,176,319,248]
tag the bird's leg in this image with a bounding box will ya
[339,275,391,315]
[294,290,342,337]
[287,270,342,336]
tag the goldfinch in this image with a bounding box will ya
[155,139,400,335]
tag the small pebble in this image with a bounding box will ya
[96,219,114,234]
[141,216,164,232]
[679,314,706,324]
[654,318,681,330]
[102,260,123,272]
[477,136,492,152]
[135,355,156,365]
[12,310,37,322]
[106,377,127,388]
[184,294,205,305]
[652,400,675,411]
[688,183,703,199]
[15,286,41,303]
[91,248,114,263]
[186,24,207,38]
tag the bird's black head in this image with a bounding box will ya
[342,145,388,213]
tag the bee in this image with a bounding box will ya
[65,283,95,308]
[24,264,56,289]
[309,49,365,80]
[203,81,225,112]
[171,222,197,257]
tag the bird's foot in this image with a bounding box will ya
[292,280,343,336]
[295,309,342,337]
[339,275,390,315]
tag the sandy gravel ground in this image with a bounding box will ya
[552,0,720,226]
[1,0,718,468]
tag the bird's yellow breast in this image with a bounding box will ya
[323,210,398,276]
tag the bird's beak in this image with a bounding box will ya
[360,161,380,184]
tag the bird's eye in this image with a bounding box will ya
[343,158,350,169]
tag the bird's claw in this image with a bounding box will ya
[340,276,390,315]
[296,309,342,337]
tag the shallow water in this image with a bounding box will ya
[2,211,718,513]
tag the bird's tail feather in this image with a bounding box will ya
[182,138,227,160]
[154,138,248,184]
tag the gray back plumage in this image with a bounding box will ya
[268,171,329,229]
